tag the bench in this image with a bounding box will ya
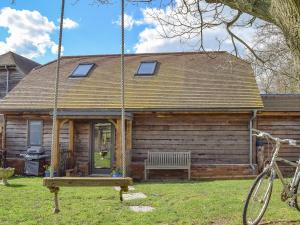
[144,151,191,180]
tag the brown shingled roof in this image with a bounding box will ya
[0,51,40,74]
[261,94,300,111]
[0,51,263,112]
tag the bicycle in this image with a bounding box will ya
[242,128,300,225]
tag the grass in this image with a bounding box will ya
[1,177,300,225]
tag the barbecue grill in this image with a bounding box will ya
[21,146,49,176]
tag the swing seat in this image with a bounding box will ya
[43,177,132,187]
[43,177,133,213]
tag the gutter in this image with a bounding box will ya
[4,65,9,95]
[249,109,257,170]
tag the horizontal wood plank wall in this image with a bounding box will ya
[5,117,68,158]
[74,121,90,167]
[257,115,300,162]
[0,69,25,99]
[6,118,27,157]
[132,113,250,165]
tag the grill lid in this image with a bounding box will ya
[27,146,45,154]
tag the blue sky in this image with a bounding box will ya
[0,0,150,63]
[0,0,255,64]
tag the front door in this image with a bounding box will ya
[91,121,115,175]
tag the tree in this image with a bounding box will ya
[143,0,300,90]
[248,23,297,93]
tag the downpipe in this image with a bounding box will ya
[249,110,257,170]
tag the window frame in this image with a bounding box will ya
[27,120,43,147]
[135,60,159,76]
[69,63,95,78]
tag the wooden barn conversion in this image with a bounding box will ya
[0,51,40,99]
[0,51,298,179]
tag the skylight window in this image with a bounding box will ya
[70,63,95,77]
[136,61,158,76]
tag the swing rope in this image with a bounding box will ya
[121,0,126,177]
[50,0,65,178]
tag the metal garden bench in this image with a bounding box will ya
[144,151,191,180]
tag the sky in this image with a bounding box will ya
[0,0,257,64]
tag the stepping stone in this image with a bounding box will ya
[114,186,135,191]
[123,192,147,201]
[129,206,154,212]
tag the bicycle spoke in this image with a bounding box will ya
[246,172,272,224]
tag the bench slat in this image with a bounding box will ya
[144,151,191,180]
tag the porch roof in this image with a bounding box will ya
[54,110,133,120]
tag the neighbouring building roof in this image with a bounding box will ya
[0,51,40,74]
[0,51,263,112]
[261,94,300,111]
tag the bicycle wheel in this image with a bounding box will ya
[294,174,300,211]
[243,169,273,225]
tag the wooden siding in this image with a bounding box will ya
[257,115,300,162]
[5,117,69,158]
[132,113,251,165]
[0,68,25,99]
[74,121,90,166]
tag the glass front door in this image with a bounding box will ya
[91,122,114,174]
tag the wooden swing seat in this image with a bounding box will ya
[43,177,132,187]
[43,177,133,213]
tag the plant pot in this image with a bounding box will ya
[112,173,122,177]
[44,171,57,177]
[0,168,15,186]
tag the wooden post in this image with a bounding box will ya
[126,120,132,175]
[52,119,61,176]
[68,120,75,168]
[1,115,6,150]
[115,119,122,168]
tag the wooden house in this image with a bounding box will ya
[257,94,300,175]
[0,51,40,99]
[0,52,266,179]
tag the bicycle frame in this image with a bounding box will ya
[266,140,300,198]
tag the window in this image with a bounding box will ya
[70,63,95,77]
[136,61,158,76]
[28,120,43,146]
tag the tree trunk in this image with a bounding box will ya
[271,0,300,84]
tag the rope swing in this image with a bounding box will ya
[43,0,138,213]
[50,0,65,178]
[50,0,127,177]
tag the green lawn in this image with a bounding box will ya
[1,177,300,225]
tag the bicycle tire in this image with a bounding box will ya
[243,169,273,225]
[294,174,300,211]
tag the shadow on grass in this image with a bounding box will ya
[261,220,300,225]
[134,180,214,185]
[2,183,26,188]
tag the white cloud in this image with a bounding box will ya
[58,17,79,29]
[114,14,143,31]
[0,7,78,59]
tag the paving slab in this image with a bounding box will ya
[129,206,154,212]
[123,192,147,201]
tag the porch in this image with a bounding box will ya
[2,111,133,177]
[52,111,133,176]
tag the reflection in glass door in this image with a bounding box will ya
[92,122,114,174]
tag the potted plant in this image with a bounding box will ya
[44,164,57,177]
[111,167,123,177]
[0,167,15,186]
